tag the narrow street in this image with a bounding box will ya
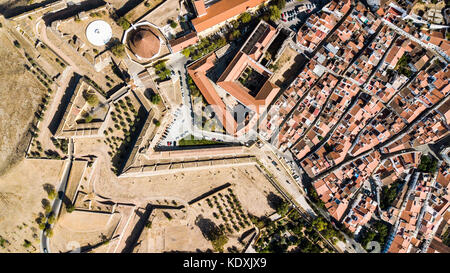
[40,138,74,253]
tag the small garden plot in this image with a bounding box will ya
[35,44,67,78]
[152,59,171,82]
[28,93,67,159]
[177,135,222,147]
[238,66,268,97]
[269,46,307,88]
[183,36,227,61]
[23,52,55,90]
[102,62,124,90]
[76,89,108,124]
[394,54,413,77]
[200,188,253,237]
[102,94,146,174]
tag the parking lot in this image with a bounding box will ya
[280,0,317,31]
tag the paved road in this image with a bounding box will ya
[168,52,194,131]
[257,137,316,216]
[40,138,74,253]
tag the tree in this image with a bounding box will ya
[230,30,241,40]
[66,204,75,213]
[268,5,281,22]
[207,226,228,252]
[169,20,178,29]
[87,94,98,106]
[312,217,328,232]
[276,201,290,216]
[181,47,191,58]
[47,189,56,200]
[153,119,160,126]
[151,93,161,104]
[23,240,32,248]
[275,0,286,9]
[111,43,125,58]
[117,17,130,30]
[45,228,53,238]
[231,20,240,29]
[47,214,55,225]
[240,12,252,23]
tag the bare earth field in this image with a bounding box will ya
[142,209,211,253]
[0,0,31,9]
[49,140,279,252]
[50,211,121,253]
[271,46,307,88]
[0,30,46,175]
[0,159,64,252]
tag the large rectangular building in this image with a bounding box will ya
[187,21,281,136]
[191,0,267,34]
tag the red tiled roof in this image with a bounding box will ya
[191,0,267,33]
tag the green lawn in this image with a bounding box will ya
[177,135,221,146]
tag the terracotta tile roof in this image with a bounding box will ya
[169,32,199,53]
[191,0,267,33]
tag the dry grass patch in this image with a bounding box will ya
[0,31,47,174]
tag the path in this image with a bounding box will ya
[40,138,74,253]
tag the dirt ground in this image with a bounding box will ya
[93,155,279,214]
[271,46,307,88]
[50,211,121,253]
[0,159,65,253]
[137,173,276,253]
[142,209,211,253]
[0,30,47,175]
[48,147,279,253]
[124,0,164,23]
[0,0,45,9]
[141,0,182,27]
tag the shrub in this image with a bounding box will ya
[84,115,93,123]
[116,17,130,30]
[150,93,161,104]
[169,20,177,29]
[83,90,99,106]
[44,228,53,238]
[23,240,32,248]
[47,190,56,200]
[240,12,252,23]
[181,47,190,58]
[66,204,75,213]
[111,43,125,58]
[47,214,55,225]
